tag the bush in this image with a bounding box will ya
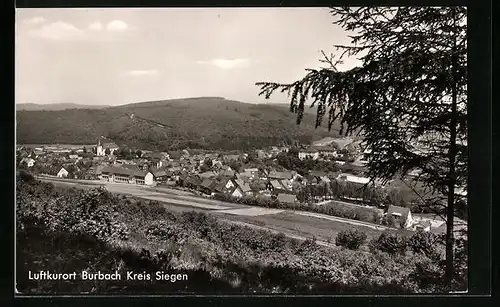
[453,237,468,289]
[407,231,440,260]
[335,229,367,250]
[369,232,407,255]
[382,214,397,227]
[408,258,445,292]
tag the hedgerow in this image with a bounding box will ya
[211,193,382,224]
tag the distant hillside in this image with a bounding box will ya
[16,97,340,151]
[16,103,110,111]
[312,137,360,148]
[273,102,318,115]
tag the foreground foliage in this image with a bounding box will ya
[335,230,367,250]
[16,173,466,293]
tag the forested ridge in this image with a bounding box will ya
[16,97,335,150]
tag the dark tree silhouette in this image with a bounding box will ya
[104,148,111,156]
[256,7,467,288]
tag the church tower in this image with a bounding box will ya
[97,138,104,156]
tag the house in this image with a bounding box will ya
[93,165,106,176]
[430,217,467,238]
[199,179,215,195]
[337,174,371,185]
[235,179,253,195]
[412,220,432,232]
[386,205,413,229]
[228,185,244,198]
[268,171,294,181]
[279,179,293,191]
[211,159,224,169]
[168,151,182,160]
[221,165,234,172]
[215,178,240,195]
[100,166,148,185]
[179,174,202,189]
[96,138,119,156]
[199,171,217,179]
[160,152,171,160]
[276,193,297,204]
[57,167,69,178]
[138,162,152,172]
[412,213,446,229]
[298,148,319,160]
[144,172,156,186]
[310,170,327,177]
[237,171,254,180]
[315,146,338,159]
[278,146,290,153]
[219,169,236,178]
[150,168,170,183]
[181,149,190,158]
[199,177,243,198]
[320,176,331,184]
[21,157,36,168]
[267,180,287,193]
[223,154,240,163]
[256,150,268,159]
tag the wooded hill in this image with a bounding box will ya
[16,97,338,151]
[16,103,110,111]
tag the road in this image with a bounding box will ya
[36,176,389,246]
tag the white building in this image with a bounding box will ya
[97,139,120,156]
[57,167,69,178]
[337,174,371,185]
[298,149,319,160]
[21,157,35,168]
[145,172,155,186]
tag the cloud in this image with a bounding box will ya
[88,21,103,31]
[27,20,134,41]
[22,16,46,25]
[125,70,159,76]
[197,58,252,69]
[28,21,85,41]
[106,20,129,32]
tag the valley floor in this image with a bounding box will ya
[37,176,395,244]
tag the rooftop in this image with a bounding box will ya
[101,166,147,178]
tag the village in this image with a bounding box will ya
[17,136,458,234]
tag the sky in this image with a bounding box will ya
[15,8,360,106]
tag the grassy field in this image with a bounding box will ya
[216,211,388,243]
[44,178,394,246]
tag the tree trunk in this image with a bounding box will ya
[445,7,459,288]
